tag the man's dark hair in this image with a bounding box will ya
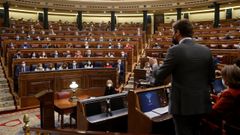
[173,19,193,37]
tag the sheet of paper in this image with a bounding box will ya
[144,111,160,119]
[152,106,168,115]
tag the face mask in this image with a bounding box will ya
[172,36,179,45]
[88,62,91,65]
[107,83,112,87]
[222,79,227,87]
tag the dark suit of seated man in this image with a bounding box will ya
[20,42,31,49]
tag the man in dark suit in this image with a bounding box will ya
[148,19,215,135]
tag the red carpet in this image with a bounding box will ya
[0,108,72,135]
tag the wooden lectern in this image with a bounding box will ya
[35,90,55,129]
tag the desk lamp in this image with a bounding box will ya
[69,81,79,102]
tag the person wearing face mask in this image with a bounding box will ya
[203,65,240,135]
[70,60,78,69]
[13,50,23,59]
[31,52,37,59]
[84,61,93,68]
[53,50,59,58]
[39,51,47,59]
[16,35,20,40]
[121,51,127,58]
[148,19,215,135]
[104,80,118,96]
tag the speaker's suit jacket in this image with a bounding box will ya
[153,39,215,115]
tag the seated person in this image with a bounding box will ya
[66,43,73,48]
[104,62,113,68]
[44,37,51,41]
[74,50,83,58]
[16,35,20,40]
[49,28,56,35]
[34,63,45,72]
[69,60,79,69]
[26,34,32,40]
[117,42,122,49]
[104,80,118,96]
[45,63,56,71]
[99,36,104,42]
[84,41,90,49]
[84,61,93,68]
[143,62,152,80]
[121,51,127,58]
[52,50,59,58]
[64,50,72,58]
[31,52,37,59]
[97,44,102,49]
[124,43,133,49]
[58,62,69,70]
[108,43,114,49]
[105,52,114,58]
[152,43,161,49]
[35,36,41,41]
[206,64,240,135]
[8,42,15,49]
[20,42,31,49]
[13,50,23,59]
[85,50,92,57]
[39,51,47,59]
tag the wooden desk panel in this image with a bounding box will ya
[18,68,118,108]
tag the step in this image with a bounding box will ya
[0,94,13,102]
[0,100,15,108]
[0,87,10,92]
[0,78,7,81]
[0,106,16,112]
[0,79,7,83]
[0,84,9,89]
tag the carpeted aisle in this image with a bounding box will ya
[0,108,72,135]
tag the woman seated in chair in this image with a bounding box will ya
[206,64,240,135]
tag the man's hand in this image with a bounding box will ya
[148,56,158,66]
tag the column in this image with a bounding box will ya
[77,11,82,31]
[143,10,147,31]
[213,2,220,28]
[43,8,48,29]
[3,2,10,27]
[111,11,115,31]
[176,8,182,20]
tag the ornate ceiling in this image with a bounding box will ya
[1,0,239,12]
